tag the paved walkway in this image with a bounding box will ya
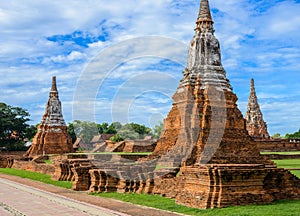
[0,174,184,216]
[0,178,127,216]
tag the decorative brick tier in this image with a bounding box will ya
[176,164,300,208]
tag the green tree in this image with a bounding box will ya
[24,125,37,141]
[285,129,300,139]
[152,122,164,139]
[67,123,77,143]
[118,124,140,140]
[110,134,124,143]
[0,102,30,150]
[112,122,122,130]
[72,120,99,143]
[115,123,152,140]
[128,123,151,138]
[97,122,117,134]
[271,133,282,139]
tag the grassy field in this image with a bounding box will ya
[0,168,72,189]
[291,170,300,177]
[261,151,300,155]
[94,159,300,215]
[93,193,300,216]
[272,159,300,178]
[273,159,300,169]
[1,163,300,215]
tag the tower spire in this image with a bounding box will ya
[182,0,231,91]
[250,78,255,95]
[246,78,270,139]
[196,0,214,31]
[51,76,58,92]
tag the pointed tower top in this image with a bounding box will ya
[196,0,214,31]
[246,78,270,139]
[51,76,58,92]
[250,78,255,90]
[250,78,257,100]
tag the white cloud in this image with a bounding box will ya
[0,0,300,135]
[43,51,87,64]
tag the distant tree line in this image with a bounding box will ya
[0,102,165,150]
[284,129,300,139]
[272,130,300,139]
[68,120,163,143]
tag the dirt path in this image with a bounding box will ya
[0,173,185,216]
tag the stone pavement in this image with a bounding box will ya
[0,174,185,216]
[0,178,127,216]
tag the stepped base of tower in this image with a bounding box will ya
[176,164,300,209]
[24,126,73,158]
[148,83,300,208]
[153,84,270,165]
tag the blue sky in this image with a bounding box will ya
[0,0,300,135]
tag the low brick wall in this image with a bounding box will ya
[257,139,300,152]
[12,160,55,176]
[88,168,155,194]
[262,154,300,160]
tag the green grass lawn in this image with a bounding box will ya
[93,192,300,216]
[261,151,300,155]
[291,170,300,177]
[272,159,300,169]
[272,159,300,178]
[0,168,72,189]
[44,159,52,164]
[1,165,300,215]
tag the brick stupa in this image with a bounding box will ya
[24,77,73,157]
[151,0,300,209]
[245,78,270,139]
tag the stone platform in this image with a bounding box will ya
[176,164,300,208]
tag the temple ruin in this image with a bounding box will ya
[15,0,300,210]
[24,77,73,157]
[73,0,300,208]
[157,0,300,208]
[245,78,270,139]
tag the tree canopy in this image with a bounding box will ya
[0,102,31,150]
[110,123,153,142]
[271,133,282,139]
[72,120,99,143]
[70,121,119,143]
[285,130,300,139]
[70,120,154,143]
[152,122,164,139]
